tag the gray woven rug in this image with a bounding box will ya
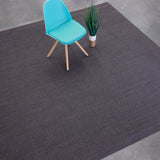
[0,3,160,160]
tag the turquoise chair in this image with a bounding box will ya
[43,0,88,71]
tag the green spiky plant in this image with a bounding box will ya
[84,1,99,36]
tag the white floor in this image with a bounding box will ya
[102,132,160,160]
[1,0,160,47]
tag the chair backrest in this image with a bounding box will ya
[43,0,72,33]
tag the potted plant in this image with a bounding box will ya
[84,1,99,47]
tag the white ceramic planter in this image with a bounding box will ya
[89,35,96,47]
[89,35,96,41]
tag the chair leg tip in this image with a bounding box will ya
[66,66,70,71]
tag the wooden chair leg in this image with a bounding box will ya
[75,41,88,56]
[46,41,58,58]
[65,45,69,71]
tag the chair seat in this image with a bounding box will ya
[47,20,86,45]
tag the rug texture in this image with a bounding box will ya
[0,3,160,160]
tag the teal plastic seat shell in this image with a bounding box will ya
[43,0,86,45]
[47,20,86,45]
